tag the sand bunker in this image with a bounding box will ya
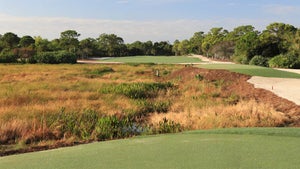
[248,77,300,105]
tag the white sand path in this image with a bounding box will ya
[248,77,300,105]
[191,55,235,64]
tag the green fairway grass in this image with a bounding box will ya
[198,64,300,78]
[1,128,300,169]
[98,56,202,64]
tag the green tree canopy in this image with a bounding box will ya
[97,33,126,57]
[34,36,50,53]
[19,35,35,48]
[189,31,205,54]
[78,38,97,58]
[60,30,81,53]
[1,32,20,49]
[260,23,297,57]
[202,27,228,56]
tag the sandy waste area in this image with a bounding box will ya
[248,76,300,106]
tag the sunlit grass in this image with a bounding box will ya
[198,64,300,78]
[98,56,202,64]
[1,128,300,169]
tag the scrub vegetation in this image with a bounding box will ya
[1,64,299,156]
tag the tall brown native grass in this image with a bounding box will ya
[0,64,291,154]
[149,100,288,130]
[0,64,163,121]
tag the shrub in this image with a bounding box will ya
[54,51,77,64]
[0,50,17,63]
[195,74,204,81]
[135,100,171,116]
[45,108,100,140]
[249,55,269,67]
[93,116,142,141]
[35,51,77,64]
[35,52,56,64]
[224,94,240,105]
[232,54,249,64]
[45,108,145,141]
[154,118,183,134]
[268,53,300,69]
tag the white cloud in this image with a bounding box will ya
[0,13,283,43]
[116,0,129,4]
[264,4,299,15]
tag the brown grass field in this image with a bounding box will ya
[0,64,299,155]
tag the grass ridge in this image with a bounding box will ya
[185,127,300,137]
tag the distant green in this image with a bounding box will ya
[1,128,300,169]
[198,64,300,78]
[98,56,202,64]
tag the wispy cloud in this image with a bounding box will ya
[264,4,299,15]
[116,0,129,4]
[0,13,276,43]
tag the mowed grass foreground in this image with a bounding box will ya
[1,128,300,169]
[198,64,300,78]
[98,56,202,64]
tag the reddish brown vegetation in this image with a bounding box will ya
[167,67,300,126]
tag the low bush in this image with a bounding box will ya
[45,109,145,141]
[35,51,77,64]
[50,109,95,140]
[249,55,269,67]
[268,53,300,68]
[93,116,142,141]
[224,94,240,105]
[35,52,56,64]
[232,54,249,64]
[195,74,204,81]
[54,51,77,64]
[0,51,17,63]
[153,118,183,134]
[135,100,171,116]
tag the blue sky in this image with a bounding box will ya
[0,0,299,42]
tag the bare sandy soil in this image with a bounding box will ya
[191,55,235,64]
[248,77,300,106]
[248,68,300,106]
[276,68,300,74]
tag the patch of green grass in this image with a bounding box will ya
[187,127,300,137]
[84,67,115,78]
[1,128,300,169]
[198,64,300,78]
[99,82,173,99]
[98,56,202,64]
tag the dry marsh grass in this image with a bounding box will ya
[0,64,166,120]
[149,100,287,130]
[0,64,295,155]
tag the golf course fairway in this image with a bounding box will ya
[1,128,300,169]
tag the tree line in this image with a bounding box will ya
[173,22,300,68]
[0,22,300,68]
[0,30,173,64]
